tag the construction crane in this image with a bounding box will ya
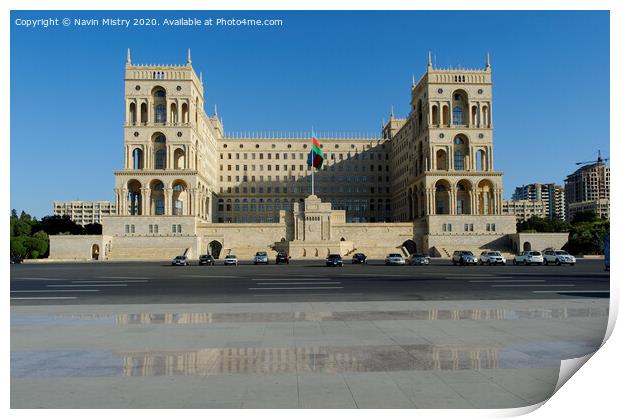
[576,150,609,166]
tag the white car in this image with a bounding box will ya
[543,249,576,266]
[254,251,269,265]
[385,253,406,265]
[479,251,506,265]
[223,254,238,266]
[513,251,544,265]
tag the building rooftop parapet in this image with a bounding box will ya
[222,131,384,141]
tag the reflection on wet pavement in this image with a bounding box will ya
[11,307,609,326]
[12,340,598,378]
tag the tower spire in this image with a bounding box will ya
[411,73,416,89]
[486,51,491,69]
[200,71,203,83]
[187,48,192,65]
[126,48,131,65]
[427,51,433,69]
[214,103,218,116]
[390,105,394,119]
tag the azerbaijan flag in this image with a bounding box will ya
[306,131,324,169]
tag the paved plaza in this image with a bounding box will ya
[10,261,609,408]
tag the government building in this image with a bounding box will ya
[50,50,567,260]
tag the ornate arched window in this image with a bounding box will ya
[155,150,166,169]
[452,106,463,125]
[454,150,465,170]
[155,104,166,123]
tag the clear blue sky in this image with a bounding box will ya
[10,10,609,218]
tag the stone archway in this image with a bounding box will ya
[402,240,417,255]
[91,244,100,260]
[208,240,223,259]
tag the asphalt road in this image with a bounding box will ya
[10,259,609,305]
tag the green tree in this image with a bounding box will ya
[36,215,84,236]
[10,236,28,258]
[564,218,610,255]
[517,216,570,233]
[83,223,102,235]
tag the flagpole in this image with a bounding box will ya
[311,128,315,196]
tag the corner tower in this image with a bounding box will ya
[114,49,219,221]
[389,53,515,255]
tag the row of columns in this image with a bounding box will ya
[115,186,211,219]
[430,102,492,128]
[416,187,503,216]
[430,146,494,172]
[125,144,196,171]
[126,99,191,126]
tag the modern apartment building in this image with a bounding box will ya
[52,201,116,226]
[512,183,566,221]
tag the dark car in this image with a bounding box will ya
[409,254,431,265]
[275,252,290,264]
[199,254,215,266]
[10,256,23,264]
[326,254,344,267]
[351,253,367,264]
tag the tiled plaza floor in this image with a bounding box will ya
[11,299,608,408]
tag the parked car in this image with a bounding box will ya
[351,253,367,264]
[326,254,344,267]
[171,255,190,266]
[542,249,576,266]
[452,251,478,266]
[275,252,290,264]
[513,251,544,265]
[254,251,269,265]
[385,253,406,265]
[479,251,506,265]
[409,254,431,265]
[223,254,238,266]
[199,254,215,266]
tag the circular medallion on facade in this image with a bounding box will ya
[133,132,139,137]
[135,85,140,91]
[308,225,315,232]
[239,144,243,148]
[478,133,484,139]
[177,131,182,137]
[255,144,259,148]
[287,144,292,148]
[335,144,339,149]
[303,144,307,149]
[439,133,444,139]
[176,86,182,91]
[223,144,228,148]
[438,88,443,94]
[478,89,483,94]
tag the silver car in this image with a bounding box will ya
[254,251,269,265]
[452,251,478,266]
[385,253,406,265]
[409,254,431,265]
[171,255,189,266]
[543,249,576,266]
